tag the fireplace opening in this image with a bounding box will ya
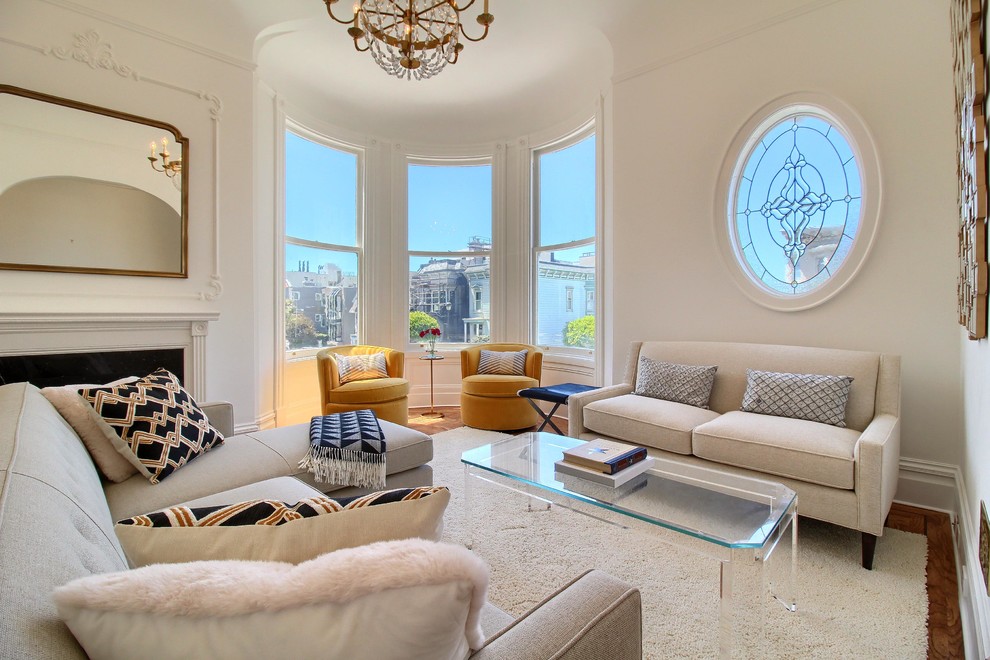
[0,349,185,388]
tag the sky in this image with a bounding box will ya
[285,130,596,273]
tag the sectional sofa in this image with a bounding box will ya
[568,340,901,569]
[0,381,641,659]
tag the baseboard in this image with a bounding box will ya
[255,409,277,431]
[952,470,990,659]
[896,458,958,513]
[898,458,990,658]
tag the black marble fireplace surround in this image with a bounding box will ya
[0,349,184,389]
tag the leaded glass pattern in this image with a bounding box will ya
[733,114,861,296]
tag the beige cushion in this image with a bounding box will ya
[104,433,293,521]
[692,410,860,489]
[40,377,140,482]
[0,383,128,660]
[54,538,488,660]
[114,486,450,567]
[583,394,719,454]
[244,420,434,491]
[181,476,323,507]
[635,341,881,431]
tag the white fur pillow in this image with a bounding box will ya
[54,538,489,660]
[41,377,140,482]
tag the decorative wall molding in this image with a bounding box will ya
[0,311,219,400]
[36,0,254,72]
[0,28,225,302]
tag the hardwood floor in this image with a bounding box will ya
[409,406,965,659]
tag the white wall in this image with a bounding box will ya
[957,12,990,658]
[609,0,962,470]
[0,1,260,428]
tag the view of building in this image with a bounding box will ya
[285,261,357,350]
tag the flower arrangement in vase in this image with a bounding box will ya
[419,327,441,356]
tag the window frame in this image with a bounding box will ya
[282,120,365,361]
[405,154,494,350]
[715,93,882,311]
[531,121,598,358]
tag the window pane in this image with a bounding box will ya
[409,254,490,344]
[285,131,357,246]
[538,134,595,246]
[536,246,595,348]
[408,163,491,252]
[285,245,358,350]
[733,114,861,295]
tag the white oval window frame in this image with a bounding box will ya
[714,92,882,311]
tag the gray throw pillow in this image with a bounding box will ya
[477,349,527,376]
[634,357,718,409]
[740,369,854,427]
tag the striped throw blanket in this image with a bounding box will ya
[298,410,386,489]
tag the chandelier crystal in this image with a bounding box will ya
[323,0,494,81]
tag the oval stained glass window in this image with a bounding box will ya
[732,113,862,297]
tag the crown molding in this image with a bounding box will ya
[36,0,255,72]
[612,0,844,85]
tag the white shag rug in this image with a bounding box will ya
[432,427,929,659]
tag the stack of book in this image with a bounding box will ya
[554,438,654,487]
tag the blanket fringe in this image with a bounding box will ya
[299,447,386,489]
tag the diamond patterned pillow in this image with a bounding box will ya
[78,369,225,484]
[335,353,389,384]
[477,349,527,375]
[740,369,854,427]
[634,357,718,409]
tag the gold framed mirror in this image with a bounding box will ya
[0,85,188,277]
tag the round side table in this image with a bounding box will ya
[419,354,444,418]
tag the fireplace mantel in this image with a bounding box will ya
[0,310,219,399]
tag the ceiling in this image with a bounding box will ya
[69,0,838,143]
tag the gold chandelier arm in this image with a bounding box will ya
[323,0,359,25]
[458,21,490,42]
[455,0,480,10]
[353,38,370,52]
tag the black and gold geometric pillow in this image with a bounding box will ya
[117,486,447,528]
[79,368,224,484]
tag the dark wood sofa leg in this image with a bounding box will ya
[862,532,878,570]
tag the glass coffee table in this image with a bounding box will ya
[461,431,797,658]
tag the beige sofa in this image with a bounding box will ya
[0,382,642,658]
[569,341,901,569]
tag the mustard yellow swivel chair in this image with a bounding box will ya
[316,345,410,426]
[460,343,543,431]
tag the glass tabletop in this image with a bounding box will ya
[461,432,797,548]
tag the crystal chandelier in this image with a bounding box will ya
[322,0,494,81]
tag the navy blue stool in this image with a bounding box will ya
[517,383,598,434]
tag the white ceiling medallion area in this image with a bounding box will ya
[256,3,614,144]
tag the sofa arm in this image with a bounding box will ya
[471,569,642,660]
[199,401,234,437]
[567,384,634,437]
[855,413,901,536]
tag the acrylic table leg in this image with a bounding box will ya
[463,463,475,550]
[767,500,798,612]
